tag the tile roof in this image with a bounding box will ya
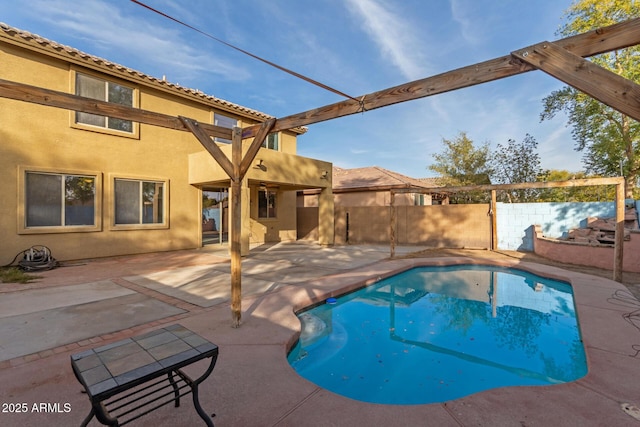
[333,166,444,191]
[0,22,305,133]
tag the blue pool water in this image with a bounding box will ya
[287,265,587,405]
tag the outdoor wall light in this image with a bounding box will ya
[320,170,329,180]
[255,159,267,171]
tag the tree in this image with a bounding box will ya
[428,131,493,203]
[540,0,640,198]
[203,193,217,209]
[490,134,547,202]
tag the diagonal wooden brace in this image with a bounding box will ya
[511,41,640,122]
[179,116,236,179]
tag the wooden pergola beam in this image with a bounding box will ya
[512,41,640,121]
[0,78,233,140]
[3,18,640,142]
[391,177,624,194]
[242,17,640,138]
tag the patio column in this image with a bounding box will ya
[318,185,334,246]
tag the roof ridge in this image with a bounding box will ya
[373,166,417,186]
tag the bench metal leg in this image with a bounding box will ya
[80,407,95,427]
[168,371,181,407]
[191,384,214,427]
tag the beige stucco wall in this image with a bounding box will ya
[331,204,491,247]
[0,44,214,263]
[297,207,319,240]
[249,188,297,244]
[189,145,332,189]
[334,191,416,207]
[1,39,330,263]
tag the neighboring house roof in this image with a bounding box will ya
[332,166,444,192]
[0,22,306,134]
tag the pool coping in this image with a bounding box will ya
[251,256,640,425]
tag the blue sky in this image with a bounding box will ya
[1,0,581,178]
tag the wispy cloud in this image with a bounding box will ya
[28,0,250,83]
[344,0,428,80]
[449,0,486,46]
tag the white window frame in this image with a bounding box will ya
[18,166,102,234]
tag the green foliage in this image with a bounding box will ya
[428,131,616,202]
[202,193,216,209]
[0,267,39,284]
[540,0,640,198]
[65,176,95,205]
[428,131,493,203]
[491,134,546,202]
[538,170,616,201]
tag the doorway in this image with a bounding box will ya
[202,188,228,245]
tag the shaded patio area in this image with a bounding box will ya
[1,242,639,426]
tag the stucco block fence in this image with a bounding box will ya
[297,200,640,272]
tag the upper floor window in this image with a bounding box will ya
[262,133,278,151]
[75,72,134,133]
[114,178,165,226]
[23,170,99,230]
[214,113,238,143]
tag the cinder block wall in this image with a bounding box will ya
[496,202,615,251]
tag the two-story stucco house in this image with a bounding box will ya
[0,23,334,265]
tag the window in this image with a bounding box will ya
[75,72,134,132]
[262,133,278,151]
[258,190,277,219]
[414,194,425,206]
[24,171,97,228]
[214,113,238,143]
[114,179,165,225]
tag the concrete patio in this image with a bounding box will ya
[1,241,639,426]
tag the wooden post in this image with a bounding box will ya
[490,190,497,251]
[613,179,625,283]
[230,127,243,327]
[390,191,396,258]
[181,118,272,327]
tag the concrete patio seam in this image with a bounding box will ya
[271,387,323,427]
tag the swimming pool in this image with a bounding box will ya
[287,265,588,405]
